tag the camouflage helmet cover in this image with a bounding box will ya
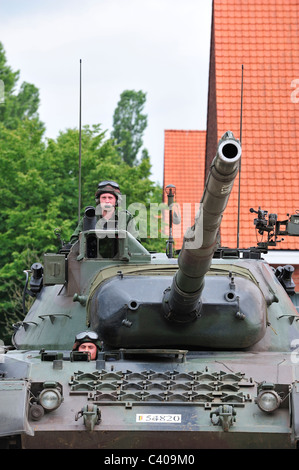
[95,180,122,204]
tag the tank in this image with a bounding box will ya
[2,131,299,450]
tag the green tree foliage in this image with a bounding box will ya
[111,90,148,166]
[0,42,42,129]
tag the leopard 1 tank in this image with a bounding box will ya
[2,131,299,450]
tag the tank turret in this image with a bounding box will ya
[163,131,241,322]
[86,132,268,350]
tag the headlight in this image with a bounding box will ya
[38,388,62,411]
[256,390,281,413]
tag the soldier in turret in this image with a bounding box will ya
[72,331,100,360]
[70,180,139,243]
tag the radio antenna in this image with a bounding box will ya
[78,59,82,223]
[237,64,244,248]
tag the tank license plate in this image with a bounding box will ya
[136,414,181,423]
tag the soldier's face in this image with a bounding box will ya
[99,193,116,212]
[78,342,97,360]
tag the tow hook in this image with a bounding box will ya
[75,404,101,431]
[210,405,236,431]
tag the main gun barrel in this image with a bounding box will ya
[163,131,242,322]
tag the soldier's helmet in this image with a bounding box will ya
[95,180,122,205]
[72,331,100,358]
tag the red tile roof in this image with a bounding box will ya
[210,0,299,249]
[163,130,206,249]
[165,0,299,251]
